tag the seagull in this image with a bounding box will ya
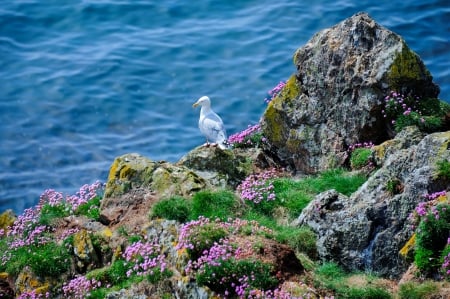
[192,96,229,149]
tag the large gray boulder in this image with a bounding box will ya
[262,12,439,173]
[295,129,450,278]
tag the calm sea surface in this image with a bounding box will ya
[1,0,449,214]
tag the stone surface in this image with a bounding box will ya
[0,210,15,232]
[0,272,14,299]
[261,12,440,174]
[104,153,206,199]
[177,146,266,189]
[296,130,450,278]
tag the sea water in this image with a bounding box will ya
[1,0,449,213]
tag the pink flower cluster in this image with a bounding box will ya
[264,81,286,104]
[382,91,424,124]
[347,141,374,152]
[62,275,101,299]
[1,182,104,269]
[187,239,237,274]
[3,207,52,253]
[122,239,167,278]
[17,291,50,299]
[409,191,448,229]
[39,180,104,212]
[237,168,278,204]
[228,124,264,147]
[177,217,282,297]
[424,190,447,200]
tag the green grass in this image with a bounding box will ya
[38,203,70,226]
[76,195,102,221]
[151,196,192,222]
[341,286,392,299]
[314,263,392,299]
[350,148,372,169]
[436,159,450,180]
[266,168,367,219]
[398,281,439,299]
[190,190,240,221]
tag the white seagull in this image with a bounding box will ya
[192,96,229,149]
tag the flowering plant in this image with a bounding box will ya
[62,275,101,299]
[177,217,281,298]
[237,168,278,204]
[122,238,170,282]
[382,91,445,132]
[228,123,267,148]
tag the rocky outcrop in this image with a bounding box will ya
[104,153,206,199]
[262,12,440,174]
[178,146,267,188]
[295,129,450,278]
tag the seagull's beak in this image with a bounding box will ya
[192,101,199,108]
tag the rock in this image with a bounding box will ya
[100,188,157,227]
[177,146,266,189]
[296,130,450,278]
[104,153,206,199]
[0,272,14,299]
[14,267,51,298]
[73,229,100,272]
[261,12,440,174]
[372,126,424,166]
[0,210,16,233]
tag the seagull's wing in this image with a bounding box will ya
[200,111,227,144]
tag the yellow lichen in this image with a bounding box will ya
[101,227,113,239]
[279,74,301,102]
[399,233,415,259]
[0,210,15,231]
[107,158,120,182]
[0,272,8,280]
[74,229,93,261]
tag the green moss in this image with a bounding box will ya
[276,226,318,259]
[263,101,285,145]
[5,242,71,277]
[387,43,430,91]
[262,74,302,146]
[350,148,373,170]
[278,74,301,102]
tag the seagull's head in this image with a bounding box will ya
[192,96,211,108]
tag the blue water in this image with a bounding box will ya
[1,1,449,214]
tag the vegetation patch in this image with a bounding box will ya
[150,196,191,222]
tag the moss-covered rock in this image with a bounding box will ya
[104,153,206,199]
[178,146,264,188]
[14,267,52,298]
[387,42,439,97]
[73,229,99,272]
[0,210,15,233]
